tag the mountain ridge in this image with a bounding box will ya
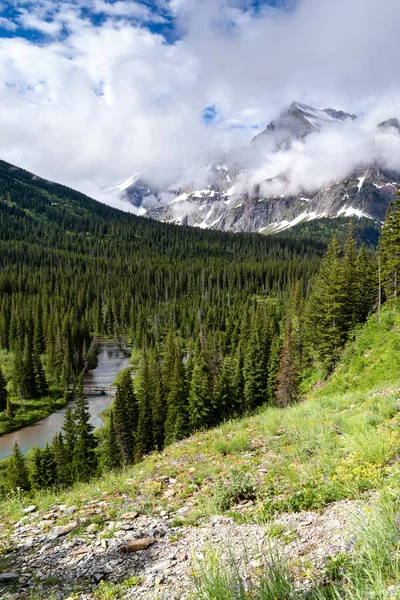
[112,102,400,234]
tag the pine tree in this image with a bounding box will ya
[164,343,189,445]
[379,191,400,298]
[150,348,167,451]
[33,352,48,396]
[0,366,8,412]
[342,222,359,331]
[304,236,347,368]
[62,405,76,462]
[52,433,72,487]
[113,369,137,465]
[72,376,97,482]
[356,244,377,322]
[243,311,269,411]
[104,410,122,470]
[30,447,44,491]
[188,349,212,431]
[8,443,30,491]
[266,335,282,404]
[22,335,38,398]
[41,444,57,488]
[135,350,154,461]
[214,355,236,422]
[276,323,299,407]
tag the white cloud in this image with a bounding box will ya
[0,0,399,203]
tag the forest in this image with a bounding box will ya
[0,158,397,495]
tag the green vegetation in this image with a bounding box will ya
[193,494,400,599]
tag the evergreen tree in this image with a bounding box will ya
[0,365,8,412]
[243,311,269,411]
[135,350,154,461]
[379,191,400,298]
[33,352,48,396]
[30,447,44,491]
[188,348,212,431]
[72,377,97,482]
[150,349,166,450]
[164,344,189,445]
[276,323,299,407]
[266,335,282,404]
[304,236,347,368]
[342,222,359,331]
[52,433,72,487]
[356,244,377,321]
[41,444,57,488]
[62,405,76,462]
[113,369,137,465]
[8,443,30,491]
[104,410,122,471]
[213,355,235,422]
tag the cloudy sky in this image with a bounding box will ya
[1,0,400,206]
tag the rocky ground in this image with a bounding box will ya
[0,493,362,600]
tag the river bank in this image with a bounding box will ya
[0,341,130,460]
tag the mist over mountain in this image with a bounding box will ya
[107,101,400,233]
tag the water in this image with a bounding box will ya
[0,340,131,459]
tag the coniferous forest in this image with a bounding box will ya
[0,158,393,494]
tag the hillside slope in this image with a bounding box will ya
[1,302,400,599]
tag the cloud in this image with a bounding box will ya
[0,0,399,203]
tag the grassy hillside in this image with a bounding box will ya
[1,302,400,598]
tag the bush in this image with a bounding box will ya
[213,468,257,513]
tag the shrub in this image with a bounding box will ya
[212,468,257,513]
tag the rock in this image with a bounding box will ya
[69,547,92,557]
[120,537,155,553]
[53,521,78,537]
[121,512,139,520]
[0,572,19,583]
[86,523,98,533]
[22,505,36,514]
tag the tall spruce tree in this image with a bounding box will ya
[304,236,347,368]
[135,350,154,461]
[62,405,76,463]
[104,410,122,470]
[379,191,400,298]
[188,348,212,432]
[164,343,189,445]
[72,376,97,482]
[8,443,30,491]
[113,369,137,465]
[275,323,299,407]
[52,433,72,487]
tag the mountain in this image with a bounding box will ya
[112,102,399,235]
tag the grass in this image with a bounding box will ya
[0,389,66,436]
[0,304,400,597]
[193,492,400,599]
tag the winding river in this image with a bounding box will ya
[0,340,130,460]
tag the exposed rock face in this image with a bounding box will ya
[113,102,400,233]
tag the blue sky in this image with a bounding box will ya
[0,0,398,206]
[0,0,285,43]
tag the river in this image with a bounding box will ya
[0,340,131,460]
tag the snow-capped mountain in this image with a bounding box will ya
[110,102,400,233]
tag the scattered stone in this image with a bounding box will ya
[0,573,19,583]
[69,547,92,557]
[86,523,98,533]
[22,505,36,514]
[120,537,155,553]
[121,512,139,520]
[53,521,78,537]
